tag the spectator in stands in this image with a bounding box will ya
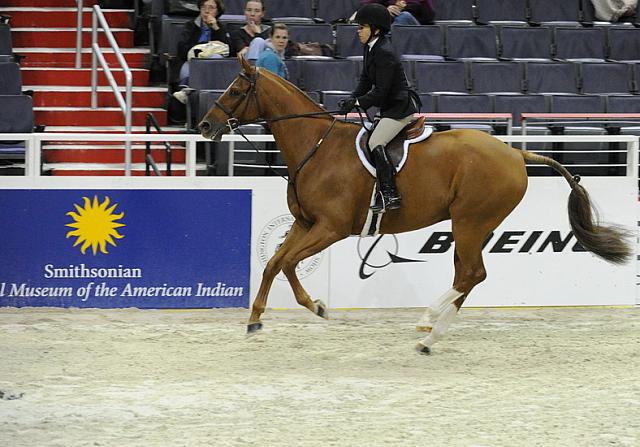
[339,4,420,212]
[173,0,230,104]
[253,23,289,79]
[230,0,271,57]
[352,0,435,25]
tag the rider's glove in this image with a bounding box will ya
[338,97,357,115]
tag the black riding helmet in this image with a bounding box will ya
[354,3,392,34]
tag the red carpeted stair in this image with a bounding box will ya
[0,0,185,175]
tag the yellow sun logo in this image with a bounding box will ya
[65,195,125,255]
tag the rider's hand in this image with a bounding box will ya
[338,98,357,115]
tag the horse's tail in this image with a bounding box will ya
[520,150,632,265]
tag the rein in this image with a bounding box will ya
[211,70,362,186]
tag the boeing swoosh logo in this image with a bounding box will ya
[357,235,425,280]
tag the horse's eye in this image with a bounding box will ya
[230,89,241,97]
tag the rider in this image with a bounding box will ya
[339,3,420,212]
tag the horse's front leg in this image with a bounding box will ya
[280,222,344,320]
[248,221,308,333]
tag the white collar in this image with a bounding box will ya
[367,37,379,50]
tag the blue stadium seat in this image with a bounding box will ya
[469,61,524,93]
[446,25,499,60]
[316,0,359,23]
[305,91,321,103]
[419,93,435,112]
[550,94,605,112]
[606,94,640,113]
[579,62,634,94]
[499,26,553,60]
[529,0,583,23]
[492,93,549,150]
[159,16,189,60]
[0,95,33,133]
[286,24,333,45]
[0,23,11,57]
[335,24,361,58]
[0,62,22,95]
[298,58,358,92]
[553,27,606,61]
[431,0,475,22]
[197,89,225,123]
[189,58,240,90]
[414,61,469,93]
[435,93,492,113]
[605,95,640,137]
[266,2,313,19]
[547,93,609,173]
[435,93,494,132]
[223,0,244,15]
[185,58,240,126]
[284,59,301,87]
[0,95,34,173]
[607,27,640,62]
[391,25,444,60]
[321,91,352,111]
[524,61,579,93]
[476,0,528,23]
[159,16,190,83]
[492,94,548,125]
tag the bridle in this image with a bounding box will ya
[210,69,339,201]
[212,69,339,134]
[209,69,370,207]
[213,71,262,135]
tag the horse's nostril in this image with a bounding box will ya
[198,120,212,134]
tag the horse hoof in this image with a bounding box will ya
[415,325,433,333]
[415,342,431,355]
[247,322,263,334]
[314,300,329,319]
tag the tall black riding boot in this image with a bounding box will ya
[371,145,401,212]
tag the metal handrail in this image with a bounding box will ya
[91,5,133,176]
[75,0,83,68]
[2,133,637,180]
[145,113,173,176]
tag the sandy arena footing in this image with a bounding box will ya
[0,306,638,447]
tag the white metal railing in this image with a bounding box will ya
[90,5,133,175]
[0,133,638,181]
[75,0,83,68]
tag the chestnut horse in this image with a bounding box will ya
[199,56,631,354]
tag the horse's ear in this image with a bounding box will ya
[238,54,256,76]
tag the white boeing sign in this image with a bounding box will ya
[327,177,637,308]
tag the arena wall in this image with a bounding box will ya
[0,175,637,309]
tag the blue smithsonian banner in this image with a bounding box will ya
[0,189,251,308]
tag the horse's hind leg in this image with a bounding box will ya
[248,221,308,333]
[416,221,489,354]
[280,222,343,319]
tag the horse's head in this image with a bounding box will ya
[198,55,262,141]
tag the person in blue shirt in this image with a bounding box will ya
[253,23,289,79]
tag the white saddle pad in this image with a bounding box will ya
[356,123,434,177]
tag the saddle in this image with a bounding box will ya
[356,116,433,238]
[360,116,427,167]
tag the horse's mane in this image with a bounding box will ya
[257,67,361,129]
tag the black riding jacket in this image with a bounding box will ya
[353,35,420,119]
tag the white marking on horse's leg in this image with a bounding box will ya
[417,301,459,349]
[416,288,463,332]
